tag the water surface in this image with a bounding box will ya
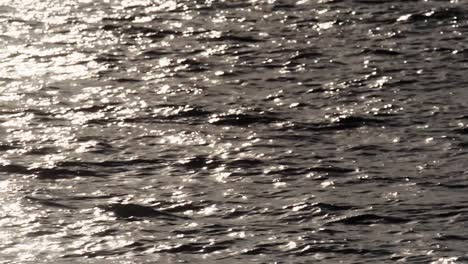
[1,0,468,263]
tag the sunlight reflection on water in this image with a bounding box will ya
[1,0,468,263]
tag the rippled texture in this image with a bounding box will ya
[1,0,468,263]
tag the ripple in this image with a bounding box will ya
[1,0,467,262]
[98,203,190,220]
[208,112,281,127]
[328,214,411,225]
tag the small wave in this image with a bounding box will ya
[59,159,164,169]
[0,144,16,151]
[228,158,265,168]
[283,202,354,213]
[156,242,229,254]
[453,127,468,135]
[282,116,389,132]
[291,243,392,257]
[208,113,281,126]
[161,200,210,213]
[94,54,121,64]
[308,166,356,174]
[98,203,190,220]
[328,213,410,225]
[112,78,142,83]
[177,155,220,170]
[397,7,464,23]
[0,164,96,179]
[138,49,172,59]
[361,48,401,56]
[280,202,354,222]
[24,196,76,209]
[435,234,467,241]
[204,33,263,43]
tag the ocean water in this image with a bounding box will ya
[1,0,468,263]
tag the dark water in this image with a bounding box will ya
[1,0,468,263]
